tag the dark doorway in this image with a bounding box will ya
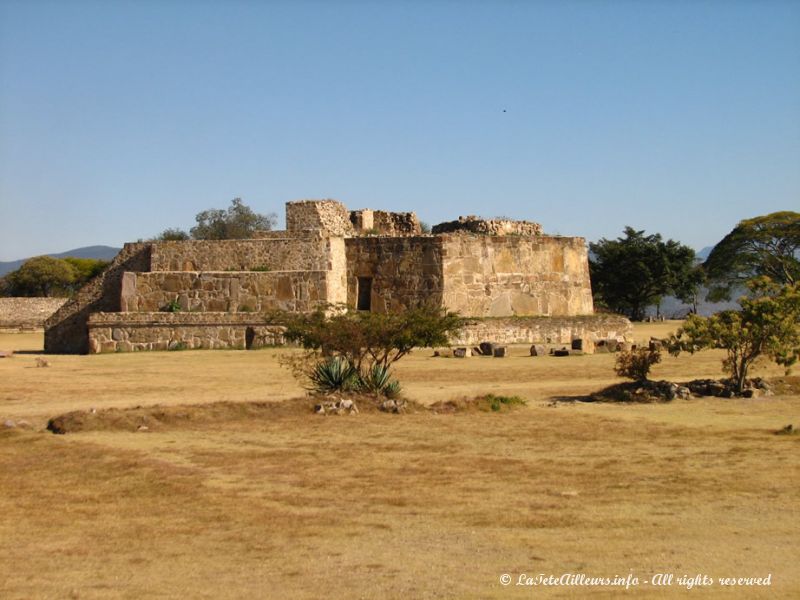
[245,327,255,350]
[357,277,372,311]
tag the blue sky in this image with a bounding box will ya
[1,0,798,260]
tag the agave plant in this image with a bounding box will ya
[308,356,360,394]
[359,364,401,397]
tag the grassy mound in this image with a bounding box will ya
[430,393,526,414]
[46,398,315,434]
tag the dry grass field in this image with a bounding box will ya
[1,322,798,599]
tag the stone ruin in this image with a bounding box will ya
[44,199,630,353]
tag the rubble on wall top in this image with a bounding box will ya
[432,215,543,237]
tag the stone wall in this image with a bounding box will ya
[87,312,286,353]
[86,312,631,353]
[451,315,631,346]
[45,243,153,354]
[149,235,332,272]
[286,200,354,236]
[0,297,68,331]
[345,237,444,312]
[120,271,330,313]
[440,235,593,317]
[433,215,543,236]
[350,209,422,236]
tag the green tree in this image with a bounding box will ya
[190,198,276,240]
[668,279,800,394]
[589,227,697,321]
[704,211,800,300]
[155,228,190,241]
[1,256,76,297]
[275,306,466,395]
[63,257,109,287]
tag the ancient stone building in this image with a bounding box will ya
[45,200,629,353]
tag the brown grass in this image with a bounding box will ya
[1,324,798,599]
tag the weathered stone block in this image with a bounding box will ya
[479,341,495,356]
[530,344,546,356]
[571,338,594,354]
[493,346,506,358]
[453,347,471,358]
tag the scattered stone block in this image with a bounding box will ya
[453,347,471,358]
[530,344,546,357]
[493,346,506,358]
[479,342,495,356]
[0,350,13,358]
[571,338,594,354]
[553,349,570,357]
[472,346,483,356]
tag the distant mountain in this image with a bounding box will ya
[0,245,121,276]
[696,246,714,261]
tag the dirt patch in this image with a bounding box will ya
[770,375,800,396]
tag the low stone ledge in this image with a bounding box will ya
[88,312,278,325]
[451,315,632,346]
[87,312,286,353]
[0,297,68,330]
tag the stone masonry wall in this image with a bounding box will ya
[450,315,631,346]
[45,243,153,354]
[0,297,68,331]
[149,235,332,272]
[86,312,631,353]
[345,237,444,312]
[433,215,543,236]
[350,210,422,236]
[120,271,329,313]
[286,200,354,236]
[87,312,286,353]
[440,235,593,317]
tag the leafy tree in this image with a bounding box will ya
[589,227,697,321]
[190,197,276,240]
[155,228,190,241]
[280,306,465,372]
[1,256,109,297]
[704,211,800,300]
[275,306,466,395]
[62,257,109,285]
[1,256,76,297]
[668,278,800,394]
[673,264,707,314]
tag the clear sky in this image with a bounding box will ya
[1,0,798,260]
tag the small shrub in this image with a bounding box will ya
[484,394,526,411]
[251,265,271,272]
[163,298,182,313]
[615,347,661,381]
[309,357,360,394]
